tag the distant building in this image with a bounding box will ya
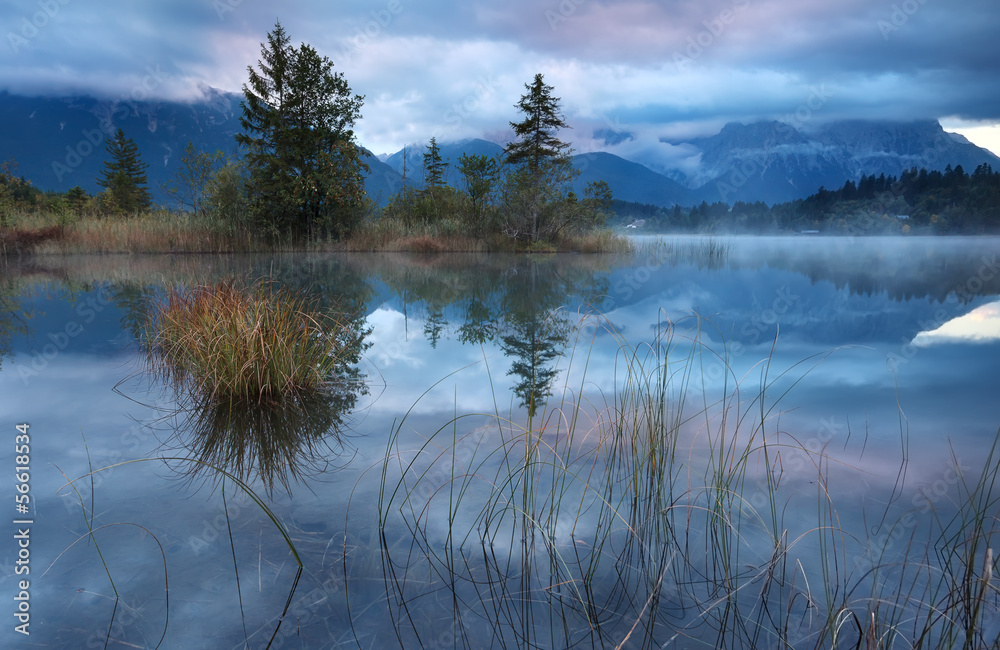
[896,214,910,220]
[799,229,820,235]
[626,219,646,229]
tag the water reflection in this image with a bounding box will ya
[162,388,363,494]
[139,275,372,495]
[346,253,608,415]
[0,278,30,371]
[2,239,999,648]
[501,313,569,417]
[718,235,1000,303]
[912,299,1000,346]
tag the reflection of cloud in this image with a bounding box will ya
[912,301,1000,347]
[366,306,426,368]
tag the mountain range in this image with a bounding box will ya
[1,91,997,208]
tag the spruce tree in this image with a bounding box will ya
[422,137,447,191]
[97,129,151,214]
[505,74,572,174]
[237,21,366,238]
[504,73,576,242]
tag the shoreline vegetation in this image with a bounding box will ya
[1,23,628,257]
[4,19,997,257]
[615,162,1000,236]
[0,209,633,256]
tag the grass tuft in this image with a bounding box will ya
[145,279,354,404]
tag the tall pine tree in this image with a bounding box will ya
[504,73,576,242]
[237,21,367,238]
[97,129,151,214]
[505,74,572,175]
[422,137,447,191]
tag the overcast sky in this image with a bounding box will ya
[3,0,999,158]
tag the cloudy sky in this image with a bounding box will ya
[3,0,999,158]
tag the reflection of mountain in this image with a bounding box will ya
[608,236,1000,310]
[8,240,998,391]
[726,237,1000,304]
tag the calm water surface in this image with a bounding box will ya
[1,235,999,648]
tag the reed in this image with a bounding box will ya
[633,235,733,267]
[365,312,1000,648]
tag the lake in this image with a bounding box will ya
[2,235,999,648]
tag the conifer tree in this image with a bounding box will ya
[505,74,572,175]
[97,128,151,214]
[504,73,576,242]
[422,137,447,191]
[237,20,367,238]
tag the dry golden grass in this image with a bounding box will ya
[2,208,630,255]
[146,279,353,403]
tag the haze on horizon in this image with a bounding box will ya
[2,0,999,168]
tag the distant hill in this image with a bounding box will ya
[571,151,694,207]
[382,138,505,188]
[0,91,403,205]
[679,119,1000,204]
[0,91,242,202]
[1,91,997,209]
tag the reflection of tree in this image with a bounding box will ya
[458,297,499,345]
[106,282,158,343]
[0,279,31,371]
[501,312,569,418]
[347,255,609,416]
[423,304,446,349]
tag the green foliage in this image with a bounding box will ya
[503,73,601,243]
[65,186,89,213]
[457,152,502,234]
[421,137,447,192]
[203,157,251,229]
[582,179,613,227]
[96,128,151,215]
[163,142,224,214]
[382,183,466,227]
[0,159,36,226]
[497,158,582,242]
[505,73,572,174]
[236,21,367,239]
